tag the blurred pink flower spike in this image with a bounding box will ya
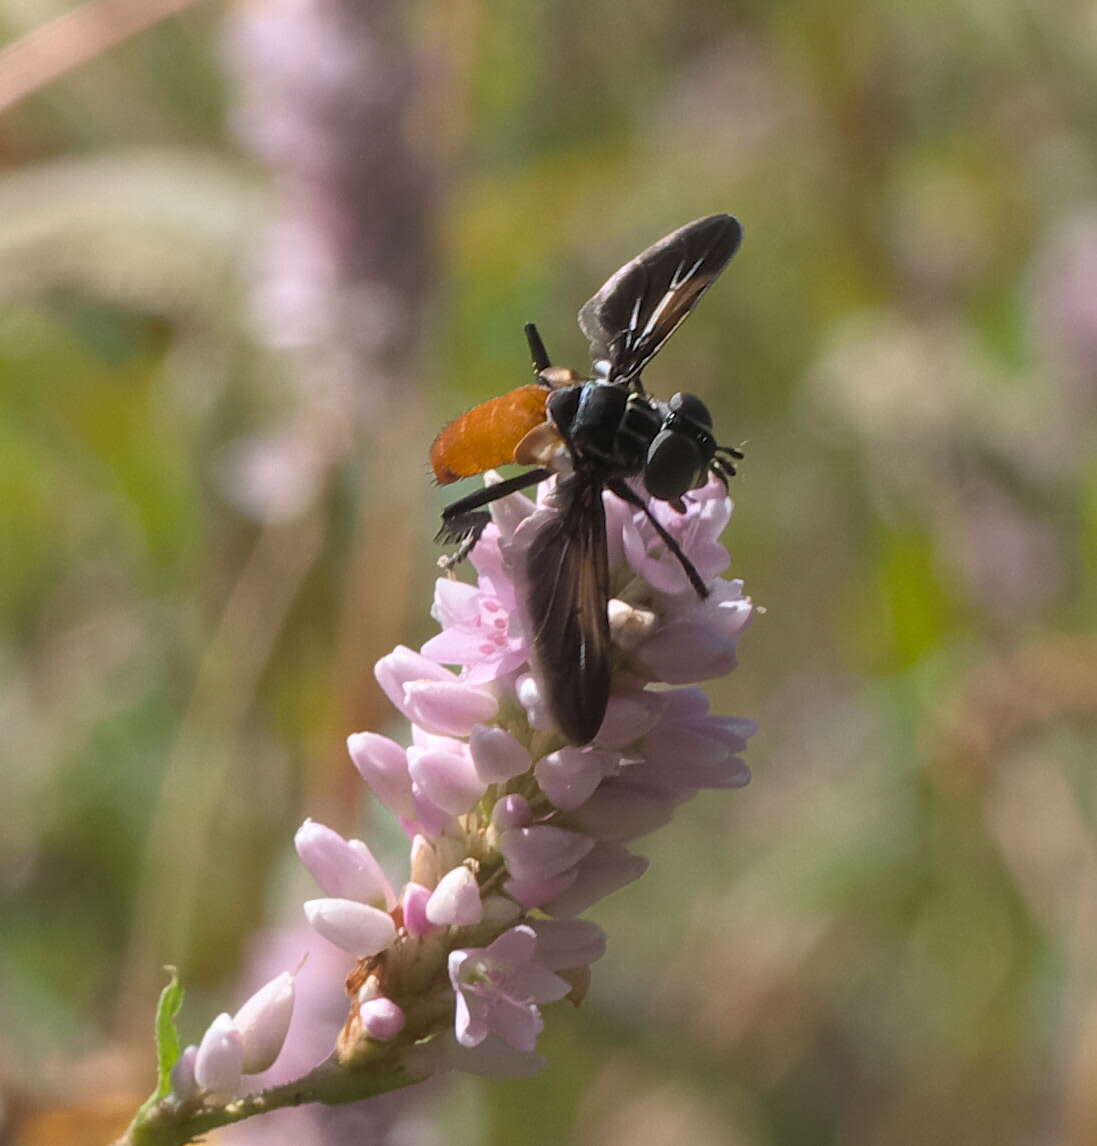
[232,970,297,1075]
[449,925,571,1052]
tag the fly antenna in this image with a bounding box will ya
[525,323,552,373]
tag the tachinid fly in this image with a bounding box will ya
[431,214,744,745]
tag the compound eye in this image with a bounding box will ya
[668,392,713,427]
[547,385,582,434]
[644,427,705,501]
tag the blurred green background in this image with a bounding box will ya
[3,0,1097,1143]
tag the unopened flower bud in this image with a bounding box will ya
[542,842,648,918]
[491,794,532,830]
[470,724,531,782]
[402,881,435,937]
[403,681,498,737]
[409,834,439,886]
[359,996,406,1041]
[426,865,483,926]
[497,825,594,882]
[347,732,415,818]
[170,1044,199,1102]
[407,745,485,814]
[232,971,295,1074]
[303,898,396,955]
[194,1013,244,1097]
[294,820,395,907]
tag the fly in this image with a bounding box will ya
[430,214,744,744]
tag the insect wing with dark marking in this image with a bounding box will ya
[521,475,612,744]
[577,213,742,384]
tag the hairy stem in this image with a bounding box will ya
[117,1055,418,1146]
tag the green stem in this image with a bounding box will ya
[116,1055,419,1146]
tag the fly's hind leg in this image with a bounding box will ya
[436,466,553,570]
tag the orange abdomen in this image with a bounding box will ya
[430,384,551,484]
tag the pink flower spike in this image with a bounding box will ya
[528,919,608,970]
[403,680,499,737]
[347,732,415,819]
[303,898,396,955]
[402,882,435,937]
[470,725,531,783]
[374,646,456,715]
[407,745,485,815]
[170,1044,199,1101]
[492,794,532,831]
[534,746,617,811]
[359,997,406,1042]
[194,1013,244,1096]
[426,866,483,926]
[294,820,396,908]
[542,842,649,918]
[449,925,570,1052]
[232,970,295,1074]
[497,825,595,882]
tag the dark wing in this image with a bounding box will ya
[523,474,611,744]
[577,214,742,384]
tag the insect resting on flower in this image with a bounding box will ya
[431,214,744,746]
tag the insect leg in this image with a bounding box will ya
[606,477,709,599]
[437,466,553,568]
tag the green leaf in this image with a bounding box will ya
[139,966,186,1115]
